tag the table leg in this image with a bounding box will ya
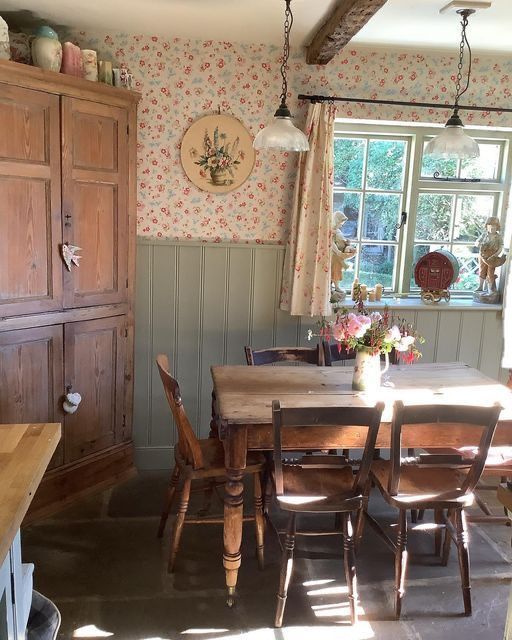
[222,424,248,607]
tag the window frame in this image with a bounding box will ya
[333,119,512,297]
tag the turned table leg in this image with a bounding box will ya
[222,423,248,607]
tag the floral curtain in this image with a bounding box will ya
[280,102,337,316]
[503,264,512,371]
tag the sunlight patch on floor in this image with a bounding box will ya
[73,625,114,638]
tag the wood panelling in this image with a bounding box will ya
[0,86,61,317]
[134,239,506,469]
[62,97,128,308]
[64,315,126,463]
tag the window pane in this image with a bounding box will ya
[366,139,406,190]
[415,193,453,242]
[362,193,400,241]
[453,194,494,242]
[410,243,443,288]
[333,191,361,240]
[421,141,457,178]
[359,244,396,289]
[451,245,480,291]
[334,138,365,189]
[461,143,501,180]
[337,261,356,292]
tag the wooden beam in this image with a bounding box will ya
[306,0,389,66]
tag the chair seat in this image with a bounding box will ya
[183,438,265,478]
[277,464,361,512]
[371,460,473,509]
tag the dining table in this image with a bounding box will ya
[211,361,512,605]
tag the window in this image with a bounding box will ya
[333,122,511,296]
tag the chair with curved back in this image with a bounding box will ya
[245,345,323,366]
[368,400,502,619]
[156,354,266,572]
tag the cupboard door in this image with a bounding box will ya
[64,316,126,463]
[0,325,64,467]
[61,98,129,308]
[0,86,62,317]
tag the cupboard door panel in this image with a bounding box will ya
[0,325,64,467]
[0,86,62,317]
[62,98,128,308]
[64,316,126,463]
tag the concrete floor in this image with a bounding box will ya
[22,471,512,640]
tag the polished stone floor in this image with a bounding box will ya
[22,471,512,640]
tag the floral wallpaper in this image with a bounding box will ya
[69,30,512,243]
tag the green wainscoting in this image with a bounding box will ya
[134,239,505,469]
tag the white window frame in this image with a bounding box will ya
[334,119,512,297]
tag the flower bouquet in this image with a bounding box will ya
[310,303,424,391]
[194,126,243,186]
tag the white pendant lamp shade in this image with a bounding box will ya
[424,112,480,159]
[253,0,309,153]
[424,9,479,161]
[253,115,309,152]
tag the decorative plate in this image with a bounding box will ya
[180,113,255,194]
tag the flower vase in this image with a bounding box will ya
[352,349,389,392]
[210,169,227,185]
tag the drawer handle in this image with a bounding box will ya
[63,390,82,414]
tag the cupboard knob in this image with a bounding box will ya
[63,390,82,414]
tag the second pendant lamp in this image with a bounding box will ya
[253,0,309,152]
[425,8,479,159]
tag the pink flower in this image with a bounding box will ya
[384,325,401,344]
[332,323,346,342]
[346,313,371,339]
[369,311,382,323]
[396,335,415,352]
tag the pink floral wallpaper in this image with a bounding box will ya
[69,31,512,243]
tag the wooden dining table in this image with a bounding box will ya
[211,361,512,604]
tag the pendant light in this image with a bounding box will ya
[425,9,479,159]
[253,0,309,152]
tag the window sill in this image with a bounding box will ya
[354,297,502,312]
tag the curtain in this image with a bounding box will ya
[280,102,337,316]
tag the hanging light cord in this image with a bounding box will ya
[279,0,292,108]
[453,9,473,113]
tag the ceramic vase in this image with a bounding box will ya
[352,349,389,392]
[98,60,113,85]
[81,49,98,81]
[0,17,10,60]
[61,42,83,77]
[9,31,31,64]
[31,26,62,72]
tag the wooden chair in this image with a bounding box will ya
[271,400,384,627]
[367,400,502,619]
[156,354,266,572]
[244,345,323,366]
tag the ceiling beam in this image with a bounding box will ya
[306,0,389,66]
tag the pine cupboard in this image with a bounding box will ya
[0,60,140,517]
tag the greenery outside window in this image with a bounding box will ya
[333,121,512,296]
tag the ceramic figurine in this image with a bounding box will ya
[61,42,84,77]
[61,243,82,271]
[473,216,507,304]
[0,17,10,60]
[31,26,62,72]
[81,49,97,81]
[9,31,31,64]
[331,210,357,304]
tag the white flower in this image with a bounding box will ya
[384,325,401,344]
[396,335,415,352]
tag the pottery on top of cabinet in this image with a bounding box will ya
[0,17,10,60]
[31,26,62,72]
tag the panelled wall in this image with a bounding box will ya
[134,239,505,469]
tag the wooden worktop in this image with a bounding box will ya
[0,423,61,564]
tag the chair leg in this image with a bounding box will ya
[167,477,191,573]
[262,452,274,515]
[434,509,443,557]
[455,509,472,616]
[343,513,358,625]
[275,512,296,628]
[417,509,425,521]
[253,472,265,570]
[157,464,180,538]
[394,509,408,620]
[442,508,453,566]
[355,481,371,550]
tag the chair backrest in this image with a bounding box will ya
[388,400,502,497]
[322,340,399,366]
[156,354,204,469]
[245,345,322,366]
[272,400,384,497]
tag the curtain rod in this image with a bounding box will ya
[297,94,512,114]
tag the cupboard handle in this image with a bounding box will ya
[63,390,82,414]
